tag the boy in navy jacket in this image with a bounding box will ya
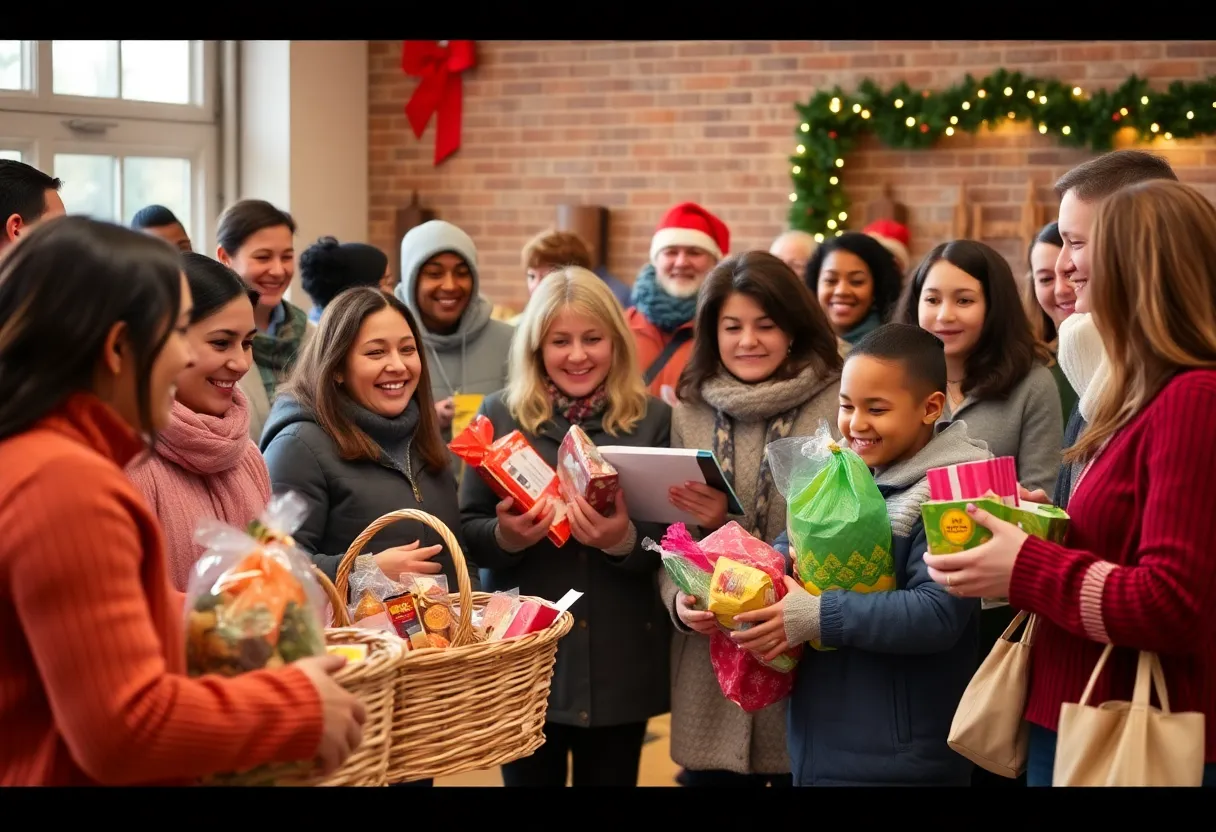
[735,323,986,786]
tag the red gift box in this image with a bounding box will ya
[449,415,571,547]
[557,424,620,514]
[499,589,583,639]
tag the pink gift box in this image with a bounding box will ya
[926,457,1019,505]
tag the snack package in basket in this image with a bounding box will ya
[642,522,800,713]
[449,414,571,547]
[402,574,455,648]
[766,421,895,651]
[185,491,329,785]
[347,557,405,638]
[557,424,620,513]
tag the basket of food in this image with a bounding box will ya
[329,508,574,784]
[185,492,403,787]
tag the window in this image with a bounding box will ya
[0,41,219,248]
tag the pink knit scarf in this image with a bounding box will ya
[129,387,271,591]
[156,388,253,475]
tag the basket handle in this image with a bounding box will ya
[332,509,474,647]
[313,566,349,627]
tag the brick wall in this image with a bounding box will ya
[368,40,1216,310]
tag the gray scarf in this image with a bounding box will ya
[340,395,421,482]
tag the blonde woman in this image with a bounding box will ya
[459,267,672,787]
[925,179,1216,786]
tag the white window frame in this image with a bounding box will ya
[0,40,222,249]
[0,40,218,124]
[1,113,218,249]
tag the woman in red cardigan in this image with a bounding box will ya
[923,179,1216,787]
[0,216,366,786]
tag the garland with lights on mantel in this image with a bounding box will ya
[788,69,1216,241]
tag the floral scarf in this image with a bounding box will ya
[545,376,610,425]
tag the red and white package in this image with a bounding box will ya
[449,414,571,548]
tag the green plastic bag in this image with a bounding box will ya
[766,421,895,651]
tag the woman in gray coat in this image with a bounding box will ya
[459,267,672,788]
[664,252,843,787]
[261,288,478,788]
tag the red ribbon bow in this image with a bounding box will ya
[401,40,476,166]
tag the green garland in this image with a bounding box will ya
[788,69,1216,240]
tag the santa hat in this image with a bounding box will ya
[863,219,911,270]
[650,202,730,264]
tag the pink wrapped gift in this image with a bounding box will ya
[926,457,1018,506]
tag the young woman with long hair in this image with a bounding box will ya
[663,251,843,788]
[924,179,1216,787]
[0,217,364,785]
[126,253,270,591]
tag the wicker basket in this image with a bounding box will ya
[304,597,405,787]
[207,623,402,788]
[329,508,573,783]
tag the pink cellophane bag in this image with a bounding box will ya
[674,522,802,712]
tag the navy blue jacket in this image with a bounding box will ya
[773,423,988,786]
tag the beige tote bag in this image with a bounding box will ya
[948,609,1039,778]
[1054,643,1205,787]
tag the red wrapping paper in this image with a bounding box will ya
[449,414,571,547]
[556,425,620,514]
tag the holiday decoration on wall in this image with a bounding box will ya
[788,69,1216,240]
[402,40,477,166]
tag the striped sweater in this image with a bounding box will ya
[1010,370,1216,761]
[0,393,324,786]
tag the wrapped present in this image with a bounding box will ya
[926,456,1019,506]
[766,421,894,651]
[449,414,571,547]
[557,424,619,514]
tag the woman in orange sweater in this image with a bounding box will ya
[0,216,366,787]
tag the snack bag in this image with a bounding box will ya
[346,557,405,638]
[766,421,894,651]
[557,424,620,513]
[449,414,571,547]
[643,523,714,610]
[185,491,329,785]
[699,523,801,676]
[708,557,777,630]
[646,522,799,712]
[482,588,522,642]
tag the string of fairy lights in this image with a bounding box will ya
[787,69,1216,240]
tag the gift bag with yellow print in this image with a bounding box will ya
[766,421,894,651]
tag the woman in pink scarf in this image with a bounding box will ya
[127,252,270,591]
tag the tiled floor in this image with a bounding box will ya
[436,713,680,787]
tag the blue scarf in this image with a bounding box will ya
[630,264,699,332]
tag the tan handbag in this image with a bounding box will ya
[1054,643,1205,787]
[948,609,1039,777]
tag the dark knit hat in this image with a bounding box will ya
[299,236,389,308]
